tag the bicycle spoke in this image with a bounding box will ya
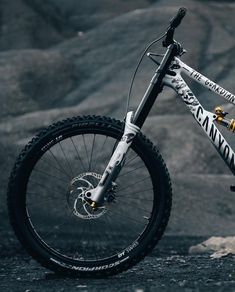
[116,187,154,198]
[82,134,90,171]
[117,195,153,202]
[29,180,67,197]
[109,208,147,226]
[87,219,98,260]
[88,134,96,171]
[58,142,75,177]
[118,163,146,178]
[40,155,71,179]
[115,199,152,213]
[26,195,65,207]
[42,211,74,246]
[70,137,86,172]
[33,168,69,184]
[48,149,71,179]
[118,176,151,192]
[124,154,139,166]
[92,136,108,171]
[106,211,142,238]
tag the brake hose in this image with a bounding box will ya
[125,32,166,117]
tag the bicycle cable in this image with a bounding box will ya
[125,32,167,118]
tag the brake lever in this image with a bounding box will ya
[180,49,187,56]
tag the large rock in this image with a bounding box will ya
[0,50,75,119]
[189,236,235,258]
[1,0,235,120]
[0,0,152,51]
[0,0,64,50]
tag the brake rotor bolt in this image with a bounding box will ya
[91,202,96,208]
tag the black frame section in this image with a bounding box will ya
[133,43,178,128]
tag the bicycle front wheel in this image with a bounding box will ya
[8,115,172,277]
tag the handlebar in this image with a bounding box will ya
[170,7,187,29]
[162,7,187,48]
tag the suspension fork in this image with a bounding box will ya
[87,43,178,206]
[86,111,140,206]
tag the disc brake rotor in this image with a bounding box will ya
[67,172,107,220]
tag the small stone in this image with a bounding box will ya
[77,31,84,37]
[178,280,187,287]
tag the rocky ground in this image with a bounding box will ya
[2,235,235,292]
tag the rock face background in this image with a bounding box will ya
[1,0,235,236]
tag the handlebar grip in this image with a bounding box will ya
[170,7,187,29]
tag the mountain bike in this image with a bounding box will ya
[8,7,235,277]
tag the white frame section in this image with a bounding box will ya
[163,58,235,174]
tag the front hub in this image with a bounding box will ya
[67,172,116,220]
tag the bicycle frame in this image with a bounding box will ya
[163,57,235,175]
[88,44,235,205]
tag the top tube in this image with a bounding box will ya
[177,58,235,105]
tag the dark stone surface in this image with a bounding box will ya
[1,234,235,291]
